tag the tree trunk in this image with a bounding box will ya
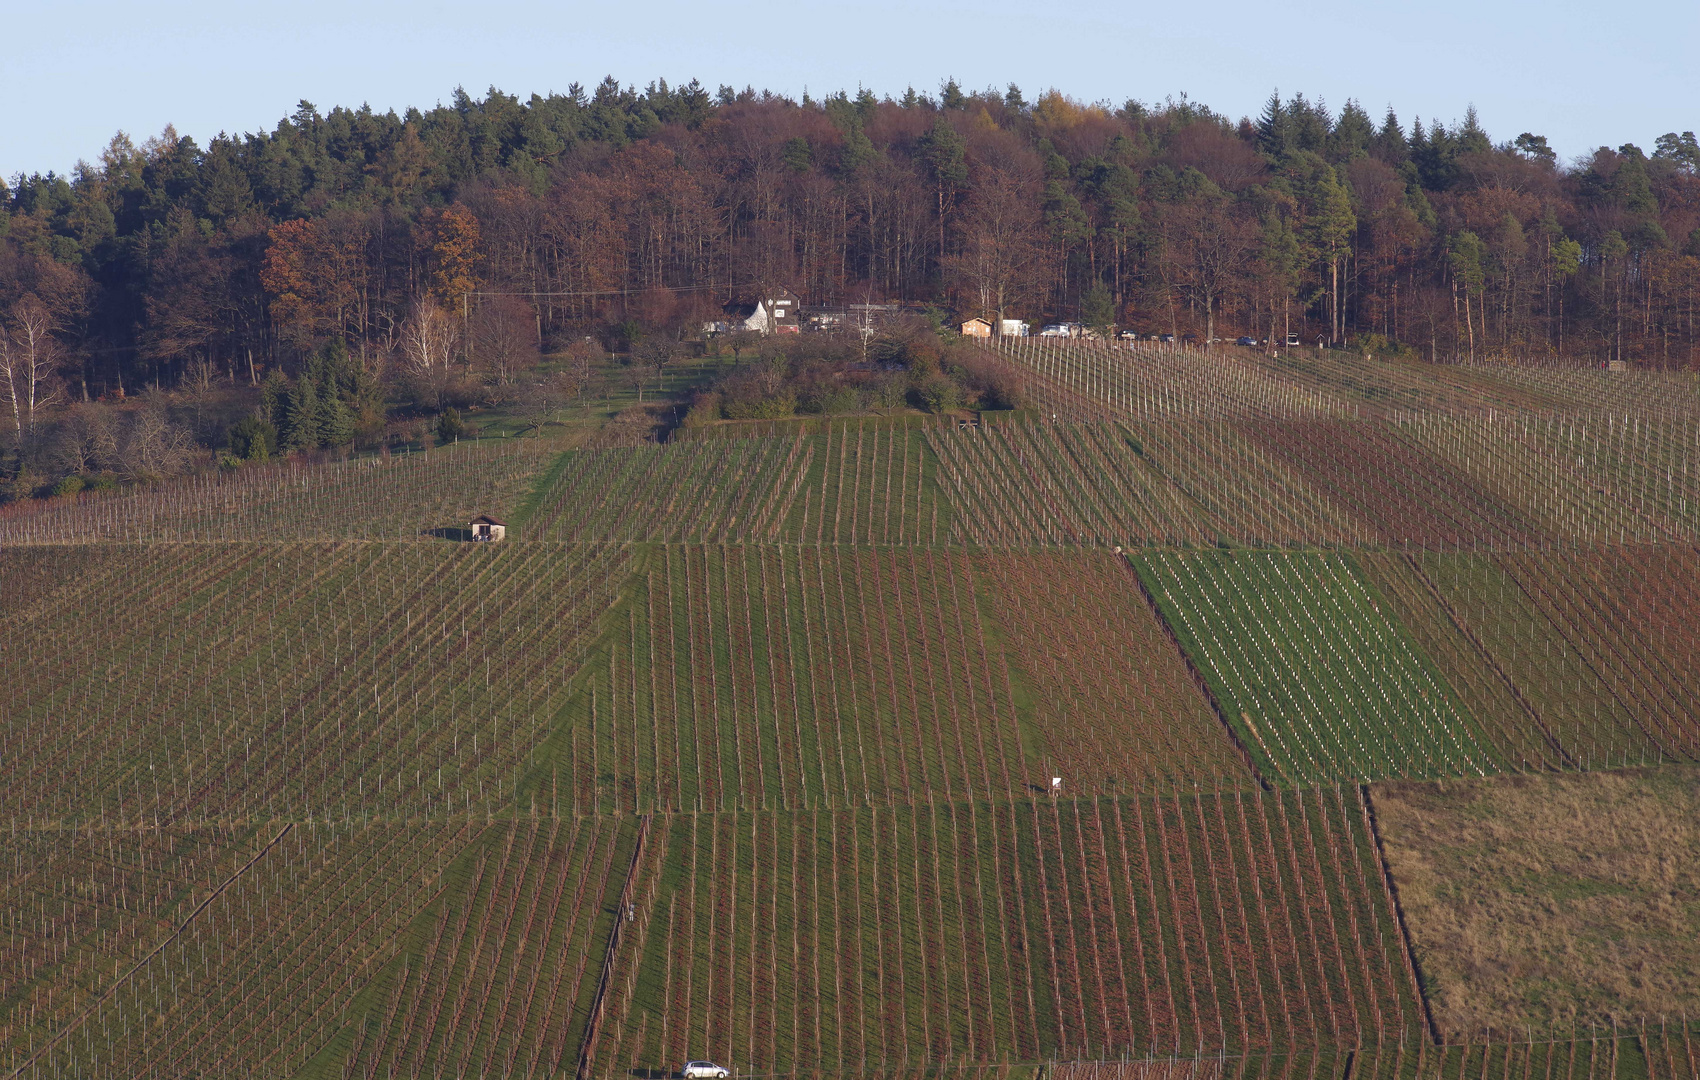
[1330,256,1339,345]
[1465,290,1475,360]
[937,187,947,270]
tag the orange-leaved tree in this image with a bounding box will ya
[426,205,483,312]
[260,217,367,346]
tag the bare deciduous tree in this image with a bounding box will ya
[944,163,1043,335]
[0,295,68,443]
[397,301,461,409]
[51,402,121,475]
[118,399,194,481]
[470,296,540,389]
[1157,192,1258,348]
[562,338,600,399]
[625,356,661,403]
[513,369,584,436]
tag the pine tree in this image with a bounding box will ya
[1305,168,1357,345]
[259,369,290,431]
[1375,108,1409,164]
[837,123,875,175]
[1286,93,1330,154]
[1329,100,1375,162]
[322,392,356,447]
[1653,131,1700,172]
[1457,105,1491,155]
[781,137,812,173]
[1256,91,1290,160]
[283,374,322,450]
[1449,231,1487,358]
[1612,145,1659,217]
[1513,133,1557,165]
[853,86,878,121]
[920,116,968,264]
[1262,213,1304,344]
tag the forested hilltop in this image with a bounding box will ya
[0,78,1697,497]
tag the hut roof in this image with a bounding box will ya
[470,514,506,526]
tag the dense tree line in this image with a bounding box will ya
[2,77,1698,433]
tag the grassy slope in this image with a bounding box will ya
[1372,765,1700,1036]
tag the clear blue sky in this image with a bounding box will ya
[5,0,1695,179]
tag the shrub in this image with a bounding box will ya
[51,474,86,497]
[1082,281,1116,334]
[227,417,277,461]
[854,372,901,410]
[802,384,860,416]
[681,392,723,428]
[1351,332,1413,358]
[920,378,963,414]
[723,392,797,420]
[436,408,466,443]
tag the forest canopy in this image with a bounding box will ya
[1,77,1697,473]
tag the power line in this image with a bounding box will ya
[470,281,764,300]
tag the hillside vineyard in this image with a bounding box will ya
[7,348,1700,1078]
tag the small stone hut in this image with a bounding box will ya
[469,514,506,542]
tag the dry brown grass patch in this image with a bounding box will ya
[1371,765,1700,1037]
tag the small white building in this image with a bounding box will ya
[469,514,506,542]
[1000,319,1029,338]
[712,287,802,335]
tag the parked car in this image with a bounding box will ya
[1157,333,1175,343]
[1283,333,1301,347]
[682,1063,730,1079]
[1235,336,1257,347]
[1038,324,1071,337]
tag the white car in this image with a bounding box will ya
[682,1063,729,1079]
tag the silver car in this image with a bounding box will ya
[681,1063,729,1079]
